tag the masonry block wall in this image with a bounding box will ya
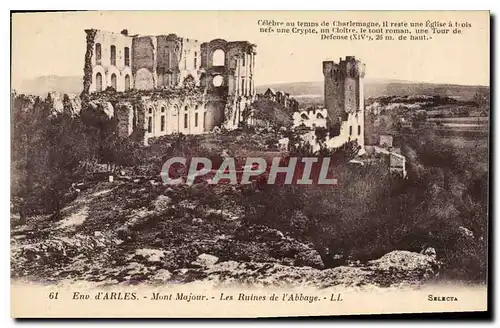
[132,36,157,90]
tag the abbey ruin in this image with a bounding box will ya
[81,29,257,144]
[79,29,368,155]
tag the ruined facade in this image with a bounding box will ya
[322,56,365,149]
[82,29,257,143]
[131,34,202,90]
[260,88,299,111]
[292,107,327,129]
[85,29,133,93]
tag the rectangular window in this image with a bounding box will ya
[358,125,361,135]
[110,45,116,66]
[242,54,245,66]
[195,112,198,127]
[349,126,352,136]
[95,43,102,65]
[184,114,188,129]
[241,77,245,95]
[124,47,130,66]
[166,52,171,69]
[161,116,165,132]
[148,117,152,133]
[194,52,197,68]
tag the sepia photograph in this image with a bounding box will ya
[10,10,490,318]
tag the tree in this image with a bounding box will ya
[183,75,196,90]
[12,93,101,219]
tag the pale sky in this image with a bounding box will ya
[11,11,490,87]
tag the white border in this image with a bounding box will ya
[2,1,498,327]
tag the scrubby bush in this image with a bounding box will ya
[240,132,488,282]
[11,92,146,218]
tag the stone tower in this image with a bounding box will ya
[322,56,365,148]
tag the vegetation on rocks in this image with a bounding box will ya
[11,91,488,287]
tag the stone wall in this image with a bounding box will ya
[200,39,257,99]
[132,36,157,90]
[156,35,182,88]
[293,108,328,129]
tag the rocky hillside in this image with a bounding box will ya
[11,179,441,288]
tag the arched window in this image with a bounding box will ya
[124,47,130,66]
[212,49,225,66]
[95,43,102,65]
[147,107,153,133]
[111,73,117,90]
[172,105,179,133]
[95,73,103,92]
[147,117,152,133]
[124,74,131,91]
[213,75,223,87]
[110,45,116,66]
[160,107,166,132]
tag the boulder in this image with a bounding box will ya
[294,249,325,269]
[134,248,166,263]
[458,226,474,239]
[191,253,219,268]
[191,218,203,225]
[261,229,285,242]
[154,195,172,212]
[235,225,285,242]
[421,247,436,258]
[198,261,369,288]
[369,250,438,273]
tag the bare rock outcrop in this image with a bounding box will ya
[174,249,439,288]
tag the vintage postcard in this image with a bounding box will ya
[10,10,490,318]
